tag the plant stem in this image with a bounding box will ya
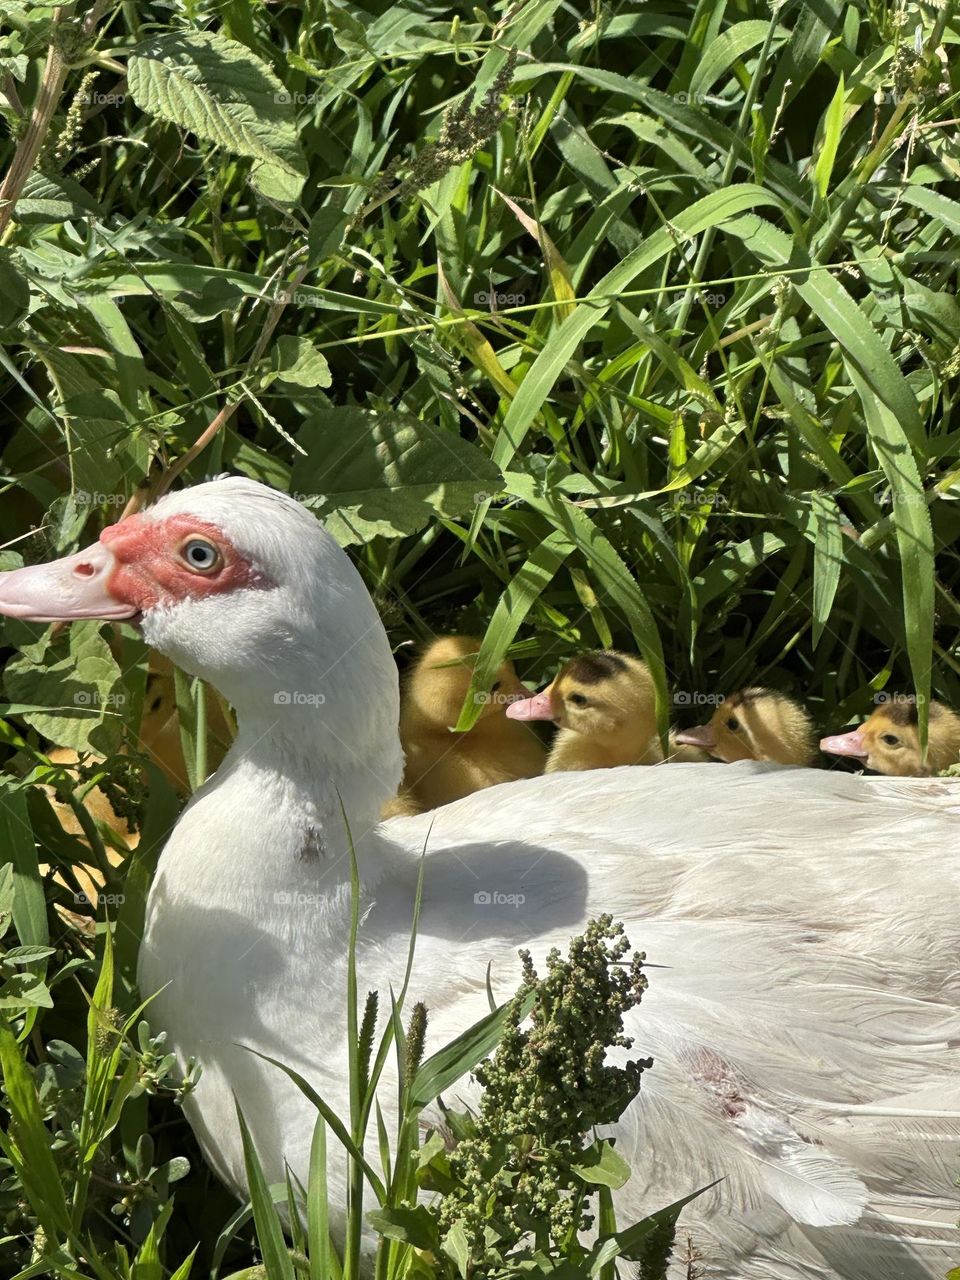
[0,8,70,241]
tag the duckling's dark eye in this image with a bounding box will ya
[881,733,900,747]
[726,716,740,731]
[569,692,588,707]
[180,537,221,573]
[491,681,501,693]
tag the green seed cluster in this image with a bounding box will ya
[438,916,649,1262]
[373,49,518,204]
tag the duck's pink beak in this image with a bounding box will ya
[820,730,868,759]
[673,723,717,750]
[505,690,556,721]
[0,542,137,623]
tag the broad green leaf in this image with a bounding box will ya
[292,408,502,545]
[366,1205,438,1250]
[0,251,29,331]
[572,1140,632,1189]
[4,623,125,754]
[440,1219,471,1278]
[128,31,307,202]
[900,186,960,235]
[267,336,332,390]
[0,778,46,955]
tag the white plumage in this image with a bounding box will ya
[2,476,958,1278]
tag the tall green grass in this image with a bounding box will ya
[0,0,958,1273]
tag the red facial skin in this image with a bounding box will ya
[100,514,272,614]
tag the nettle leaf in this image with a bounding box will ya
[4,622,126,753]
[0,250,29,331]
[292,408,502,545]
[128,31,307,203]
[34,347,129,493]
[265,336,332,389]
[16,170,103,225]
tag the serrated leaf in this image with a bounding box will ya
[4,622,125,753]
[128,31,307,203]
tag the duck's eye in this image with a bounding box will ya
[491,681,502,693]
[179,537,221,574]
[881,733,900,747]
[726,716,740,731]
[568,692,588,707]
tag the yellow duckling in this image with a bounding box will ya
[506,650,705,771]
[673,687,817,766]
[385,635,547,815]
[820,696,960,776]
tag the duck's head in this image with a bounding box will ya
[674,688,816,766]
[507,650,654,737]
[404,635,529,730]
[0,478,400,766]
[820,698,956,776]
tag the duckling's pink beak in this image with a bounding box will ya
[505,690,555,721]
[0,542,137,623]
[673,723,717,750]
[820,730,868,759]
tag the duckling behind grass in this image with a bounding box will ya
[385,635,546,814]
[821,696,960,776]
[674,688,817,766]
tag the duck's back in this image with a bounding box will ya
[375,763,960,1278]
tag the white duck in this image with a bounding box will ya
[1,476,959,1280]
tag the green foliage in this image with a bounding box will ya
[0,0,959,1274]
[259,907,695,1280]
[431,917,650,1269]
